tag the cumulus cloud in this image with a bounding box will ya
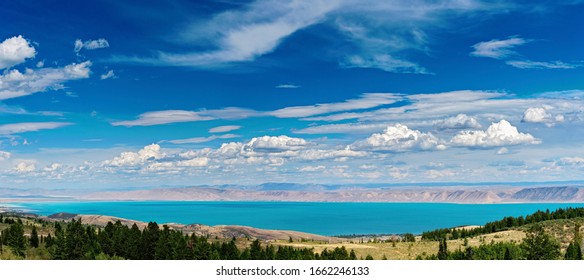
[434,114,482,130]
[100,70,117,80]
[470,37,527,59]
[104,144,165,167]
[209,125,241,133]
[351,124,446,152]
[0,122,73,135]
[0,61,92,100]
[0,35,36,69]
[74,38,109,53]
[13,161,36,173]
[451,120,540,147]
[111,110,215,126]
[242,135,310,152]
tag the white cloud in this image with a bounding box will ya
[115,0,506,72]
[557,157,584,166]
[152,0,340,67]
[0,122,73,135]
[0,61,92,100]
[297,148,368,161]
[13,161,36,173]
[111,110,215,126]
[506,60,579,69]
[425,169,456,179]
[434,114,482,129]
[176,157,209,167]
[276,84,300,89]
[74,38,110,53]
[104,144,165,167]
[0,35,36,69]
[168,134,239,144]
[0,150,11,160]
[522,107,550,123]
[100,70,117,80]
[340,54,429,74]
[496,147,509,155]
[351,124,446,152]
[209,125,241,133]
[270,93,399,118]
[242,135,309,152]
[299,165,326,172]
[451,120,540,147]
[294,123,387,134]
[471,36,580,70]
[470,37,527,59]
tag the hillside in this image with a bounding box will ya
[80,185,584,203]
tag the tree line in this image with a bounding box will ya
[1,217,359,260]
[421,224,582,260]
[421,207,584,241]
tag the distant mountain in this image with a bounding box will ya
[79,184,584,203]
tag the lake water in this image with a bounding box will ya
[14,201,584,236]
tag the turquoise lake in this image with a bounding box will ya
[13,201,584,236]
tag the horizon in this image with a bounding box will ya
[1,1,584,190]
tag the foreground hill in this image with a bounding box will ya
[46,213,340,242]
[81,185,584,203]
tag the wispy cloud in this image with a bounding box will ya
[111,110,215,127]
[209,125,241,133]
[471,36,581,69]
[113,0,508,73]
[74,38,110,53]
[276,84,300,89]
[470,36,528,59]
[0,35,36,70]
[168,134,240,144]
[141,0,339,67]
[100,70,117,80]
[270,93,399,118]
[0,122,73,135]
[506,60,580,69]
[340,54,430,74]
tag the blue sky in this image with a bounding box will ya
[1,0,584,189]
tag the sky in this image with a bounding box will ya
[1,0,584,189]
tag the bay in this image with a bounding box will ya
[15,201,584,236]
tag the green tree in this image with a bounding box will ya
[565,223,582,260]
[5,221,27,257]
[250,239,264,260]
[30,226,39,248]
[521,225,561,260]
[437,238,448,260]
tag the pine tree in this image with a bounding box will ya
[30,226,39,248]
[521,225,561,260]
[6,221,27,257]
[437,238,448,260]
